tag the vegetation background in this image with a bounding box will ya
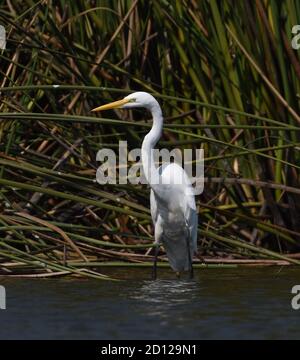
[1,0,300,278]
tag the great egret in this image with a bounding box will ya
[92,92,198,279]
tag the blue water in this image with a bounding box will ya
[0,267,299,339]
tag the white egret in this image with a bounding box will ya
[92,92,198,279]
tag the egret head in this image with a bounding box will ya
[91,92,159,112]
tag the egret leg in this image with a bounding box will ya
[152,244,159,280]
[187,246,194,279]
[185,228,194,279]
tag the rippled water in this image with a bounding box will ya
[0,267,300,339]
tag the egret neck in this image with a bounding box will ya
[141,101,163,189]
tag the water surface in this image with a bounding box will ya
[0,267,299,339]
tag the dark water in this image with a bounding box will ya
[0,267,300,339]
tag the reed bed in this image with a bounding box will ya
[0,0,300,279]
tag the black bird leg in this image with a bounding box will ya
[185,227,194,279]
[187,242,194,279]
[152,244,159,280]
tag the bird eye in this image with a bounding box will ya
[129,98,136,103]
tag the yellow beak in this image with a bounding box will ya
[91,98,130,112]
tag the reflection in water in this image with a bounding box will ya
[129,280,198,329]
[131,280,200,324]
[133,280,199,304]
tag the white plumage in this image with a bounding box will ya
[92,92,198,277]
